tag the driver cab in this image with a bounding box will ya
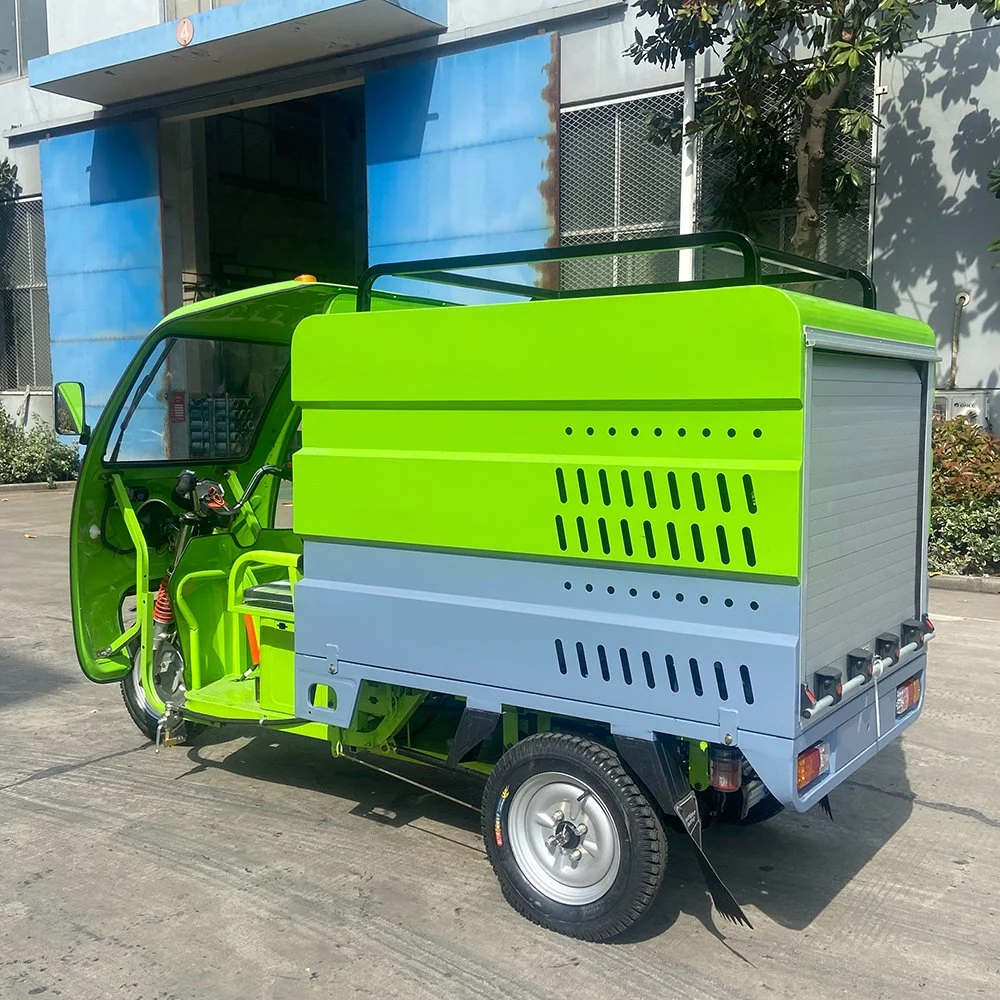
[55,279,354,730]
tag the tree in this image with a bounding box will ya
[0,157,18,203]
[628,1,1000,259]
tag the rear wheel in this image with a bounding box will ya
[482,733,666,941]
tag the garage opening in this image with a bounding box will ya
[162,84,368,307]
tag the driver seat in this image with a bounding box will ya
[243,579,294,614]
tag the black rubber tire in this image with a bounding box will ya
[120,663,204,744]
[482,732,667,941]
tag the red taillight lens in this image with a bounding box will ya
[797,741,830,791]
[896,675,921,716]
[709,747,743,792]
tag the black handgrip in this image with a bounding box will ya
[171,469,198,510]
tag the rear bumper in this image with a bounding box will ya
[739,651,927,812]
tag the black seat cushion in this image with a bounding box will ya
[243,579,294,614]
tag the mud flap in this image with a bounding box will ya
[819,795,834,821]
[614,734,752,929]
[446,708,500,766]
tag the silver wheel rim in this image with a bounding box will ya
[131,643,186,717]
[506,771,622,906]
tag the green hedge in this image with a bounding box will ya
[0,406,78,485]
[930,414,1000,576]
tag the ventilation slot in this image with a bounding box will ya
[714,661,729,701]
[597,644,611,681]
[619,648,633,686]
[598,518,611,554]
[555,516,567,551]
[691,524,705,563]
[620,519,633,557]
[641,651,656,689]
[555,467,568,504]
[576,641,589,678]
[689,658,703,696]
[742,527,757,567]
[692,472,705,511]
[576,516,589,553]
[740,664,754,704]
[743,474,758,515]
[717,474,731,512]
[666,522,681,560]
[555,639,567,675]
[621,470,634,507]
[598,469,612,506]
[667,471,681,510]
[577,469,589,505]
[644,471,657,508]
[643,521,657,558]
[716,525,730,565]
[665,654,679,693]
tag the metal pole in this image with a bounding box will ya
[678,56,697,283]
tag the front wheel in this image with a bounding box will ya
[482,733,666,941]
[121,641,204,744]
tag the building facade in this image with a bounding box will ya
[0,0,997,428]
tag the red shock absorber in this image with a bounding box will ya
[152,577,175,625]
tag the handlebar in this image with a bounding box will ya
[171,465,286,531]
[231,465,283,515]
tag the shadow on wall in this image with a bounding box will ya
[875,14,1000,388]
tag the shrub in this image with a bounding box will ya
[0,407,78,485]
[929,414,1000,575]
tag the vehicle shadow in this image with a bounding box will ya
[624,736,914,941]
[181,726,486,838]
[181,726,915,939]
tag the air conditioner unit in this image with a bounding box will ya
[935,390,990,430]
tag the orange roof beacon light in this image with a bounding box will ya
[295,274,317,283]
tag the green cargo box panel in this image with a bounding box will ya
[291,286,932,582]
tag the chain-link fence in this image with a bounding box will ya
[0,198,51,392]
[560,74,873,300]
[560,92,684,290]
[698,73,873,302]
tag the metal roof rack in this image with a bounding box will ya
[356,230,876,312]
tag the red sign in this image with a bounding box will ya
[176,17,194,47]
[169,391,187,424]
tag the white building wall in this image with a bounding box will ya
[872,3,1000,422]
[45,0,161,54]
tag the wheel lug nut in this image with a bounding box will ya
[552,810,564,822]
[576,823,587,835]
[569,849,582,862]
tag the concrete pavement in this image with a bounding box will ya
[1,490,998,999]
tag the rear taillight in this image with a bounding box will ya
[896,675,922,717]
[797,741,830,791]
[709,746,742,792]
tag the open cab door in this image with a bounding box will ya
[63,281,349,690]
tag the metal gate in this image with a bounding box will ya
[0,197,50,391]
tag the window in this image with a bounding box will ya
[208,102,326,202]
[0,0,48,80]
[559,79,873,295]
[560,93,683,290]
[104,337,290,464]
[0,197,50,391]
[163,0,241,19]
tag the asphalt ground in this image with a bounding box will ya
[1,489,998,999]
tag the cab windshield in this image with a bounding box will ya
[105,337,289,465]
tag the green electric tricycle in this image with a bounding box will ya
[58,235,936,940]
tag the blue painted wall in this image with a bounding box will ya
[365,34,559,300]
[41,118,164,433]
